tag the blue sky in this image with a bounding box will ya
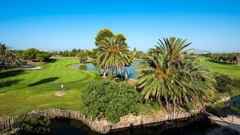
[0,0,240,52]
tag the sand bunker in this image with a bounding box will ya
[54,91,65,96]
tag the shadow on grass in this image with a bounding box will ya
[0,79,22,89]
[28,77,59,87]
[0,69,25,79]
[47,58,57,63]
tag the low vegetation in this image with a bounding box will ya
[14,114,51,135]
[21,48,52,62]
[81,80,142,122]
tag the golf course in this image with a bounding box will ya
[0,57,99,116]
[0,56,240,117]
[201,59,240,79]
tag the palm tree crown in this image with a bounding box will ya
[137,37,215,108]
[96,37,133,77]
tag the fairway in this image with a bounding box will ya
[0,57,99,116]
[200,59,240,79]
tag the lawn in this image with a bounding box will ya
[0,57,99,116]
[0,57,239,117]
[200,58,240,101]
[200,58,240,79]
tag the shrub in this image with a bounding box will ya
[35,53,51,62]
[14,114,51,135]
[22,48,39,60]
[216,75,233,93]
[81,80,142,123]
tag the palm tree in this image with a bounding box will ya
[76,50,88,64]
[95,37,133,78]
[137,37,215,109]
[0,43,18,69]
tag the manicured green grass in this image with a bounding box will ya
[200,58,240,79]
[0,57,99,116]
[0,56,239,116]
[200,57,240,101]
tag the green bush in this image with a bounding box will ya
[22,48,39,60]
[14,114,51,135]
[216,75,233,93]
[35,53,51,62]
[82,80,142,123]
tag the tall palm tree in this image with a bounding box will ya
[96,37,133,78]
[137,37,215,109]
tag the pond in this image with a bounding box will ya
[71,61,142,78]
[209,96,240,116]
[50,115,234,135]
[20,65,42,70]
[229,96,240,108]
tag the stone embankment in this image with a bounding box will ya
[0,108,201,134]
[0,96,232,134]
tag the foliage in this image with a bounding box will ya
[215,75,233,93]
[0,43,19,69]
[132,48,146,59]
[35,53,52,62]
[52,49,90,57]
[114,33,127,43]
[137,37,216,109]
[15,114,51,135]
[22,48,39,60]
[206,53,239,64]
[85,49,98,66]
[76,50,88,64]
[94,29,133,78]
[10,50,24,58]
[22,48,51,62]
[82,80,142,123]
[95,28,114,46]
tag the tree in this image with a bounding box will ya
[76,50,88,64]
[114,33,127,43]
[0,43,18,69]
[95,28,114,46]
[94,29,133,79]
[22,48,39,60]
[137,37,216,109]
[35,53,51,62]
[95,36,133,78]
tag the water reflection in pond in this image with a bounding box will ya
[71,63,98,72]
[219,96,240,116]
[71,61,142,78]
[230,96,240,107]
[50,116,233,135]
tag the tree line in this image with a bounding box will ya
[204,53,239,64]
[11,48,52,62]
